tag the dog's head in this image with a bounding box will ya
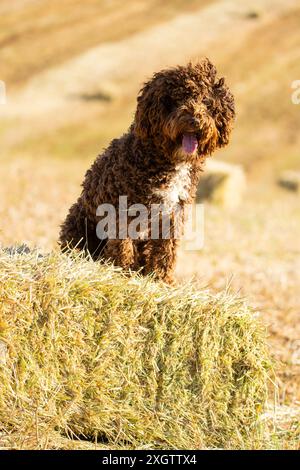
[134,59,235,161]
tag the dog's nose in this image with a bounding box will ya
[190,117,200,127]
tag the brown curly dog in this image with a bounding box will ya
[59,59,235,283]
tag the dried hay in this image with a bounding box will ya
[0,249,271,449]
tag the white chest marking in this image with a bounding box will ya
[154,163,192,211]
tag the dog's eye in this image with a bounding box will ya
[162,95,175,113]
[203,97,213,108]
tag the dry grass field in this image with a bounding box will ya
[0,0,299,449]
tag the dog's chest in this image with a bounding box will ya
[153,163,192,210]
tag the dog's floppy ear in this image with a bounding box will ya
[213,75,235,148]
[134,75,166,140]
[134,80,154,139]
[135,69,183,141]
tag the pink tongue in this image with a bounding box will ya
[182,134,198,154]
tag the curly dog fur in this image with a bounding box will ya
[59,59,235,283]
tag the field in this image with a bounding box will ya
[0,0,300,449]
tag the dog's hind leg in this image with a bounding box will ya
[59,197,105,259]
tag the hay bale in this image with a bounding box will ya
[196,160,246,208]
[278,170,300,193]
[0,250,271,449]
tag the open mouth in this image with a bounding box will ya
[182,133,198,154]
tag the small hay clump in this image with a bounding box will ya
[0,249,271,449]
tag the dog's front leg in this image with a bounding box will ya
[103,238,135,270]
[137,238,178,284]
